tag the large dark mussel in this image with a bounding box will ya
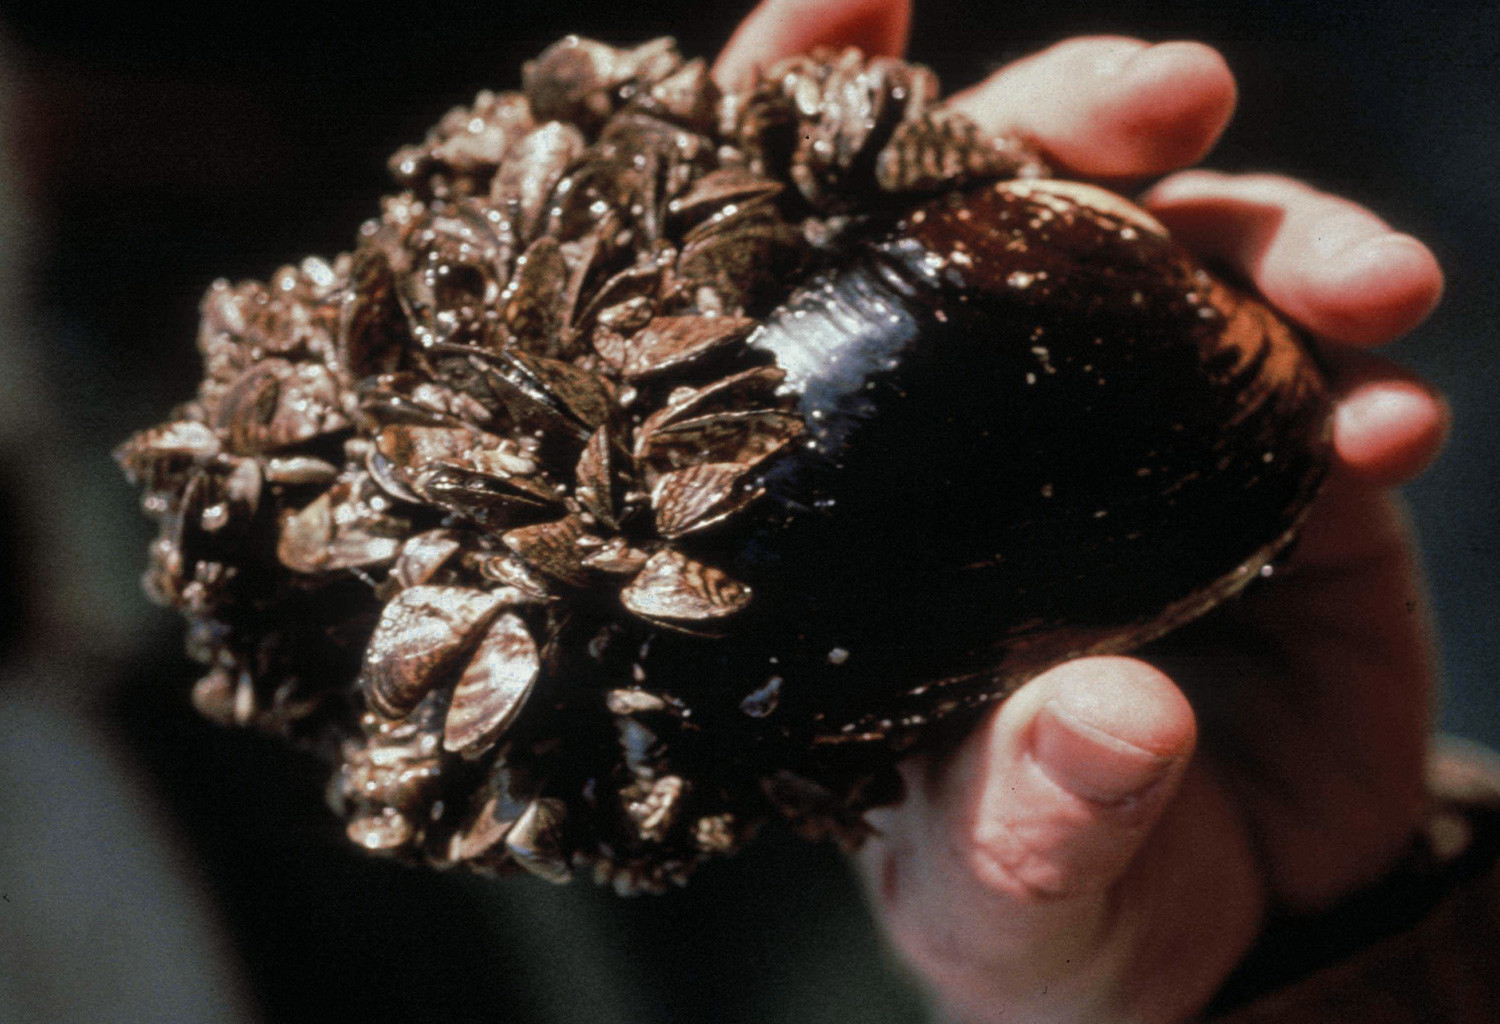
[713,178,1331,738]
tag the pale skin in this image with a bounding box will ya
[715,2,1451,1021]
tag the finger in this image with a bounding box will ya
[712,0,911,91]
[1328,352,1450,486]
[1143,171,1445,346]
[946,37,1236,179]
[862,658,1196,996]
[1191,485,1433,909]
[962,657,1196,905]
[862,658,1259,1020]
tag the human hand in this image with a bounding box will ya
[717,2,1448,1021]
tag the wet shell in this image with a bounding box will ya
[118,37,1334,891]
[360,586,509,718]
[443,611,540,758]
[621,549,754,626]
[735,178,1329,729]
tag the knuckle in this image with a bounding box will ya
[963,827,1085,905]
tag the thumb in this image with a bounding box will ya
[861,656,1199,1017]
[966,656,1196,903]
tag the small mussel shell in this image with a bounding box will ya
[443,611,540,758]
[359,586,510,718]
[736,179,1331,720]
[505,797,573,883]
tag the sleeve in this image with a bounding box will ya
[1205,736,1500,1024]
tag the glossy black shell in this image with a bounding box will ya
[671,179,1331,735]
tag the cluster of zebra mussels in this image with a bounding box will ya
[117,37,1330,892]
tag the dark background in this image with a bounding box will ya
[0,1,1495,1021]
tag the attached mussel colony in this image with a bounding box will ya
[117,38,1330,893]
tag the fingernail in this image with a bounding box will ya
[1335,380,1436,440]
[1113,41,1184,84]
[1091,40,1148,80]
[1031,700,1174,806]
[1337,233,1444,307]
[1308,211,1385,262]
